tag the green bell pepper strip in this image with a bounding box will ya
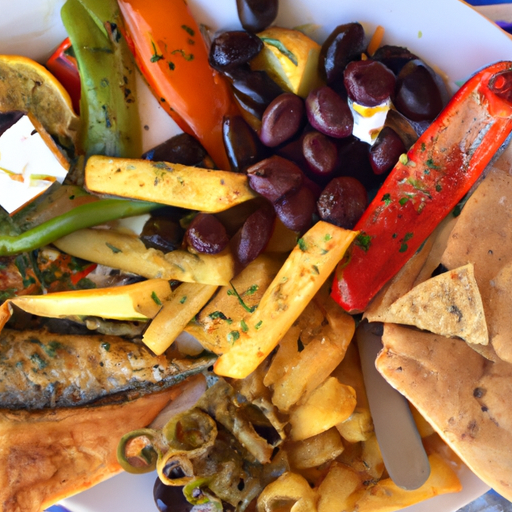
[0,199,160,256]
[61,0,142,158]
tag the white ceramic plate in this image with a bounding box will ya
[1,0,511,510]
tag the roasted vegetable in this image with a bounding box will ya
[214,221,358,379]
[117,0,238,170]
[0,199,160,257]
[61,0,142,158]
[85,155,258,212]
[332,61,512,313]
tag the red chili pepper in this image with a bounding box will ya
[117,0,238,171]
[331,61,512,314]
[46,38,81,114]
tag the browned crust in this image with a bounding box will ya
[0,381,190,512]
[377,324,512,501]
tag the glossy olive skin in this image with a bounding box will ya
[260,93,305,147]
[319,22,365,84]
[142,133,207,166]
[185,213,229,254]
[236,0,278,32]
[317,176,367,229]
[247,155,303,203]
[274,185,316,233]
[369,126,406,176]
[140,216,184,253]
[226,67,284,119]
[372,45,418,74]
[343,59,396,107]
[223,115,267,173]
[306,86,353,138]
[394,59,443,121]
[209,31,263,72]
[231,201,276,268]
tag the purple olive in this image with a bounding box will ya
[185,214,229,254]
[246,155,303,203]
[306,86,353,138]
[317,177,367,229]
[260,93,305,147]
[343,59,396,107]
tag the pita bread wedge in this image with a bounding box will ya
[442,167,512,362]
[378,263,488,346]
[365,213,458,323]
[0,375,205,512]
[377,324,512,501]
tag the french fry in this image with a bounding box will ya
[142,283,218,355]
[53,228,235,285]
[361,434,385,481]
[286,428,345,469]
[256,472,319,512]
[214,222,358,379]
[317,462,362,512]
[289,377,357,441]
[85,155,258,213]
[336,408,374,443]
[271,314,355,413]
[186,254,283,355]
[263,325,301,388]
[353,453,462,512]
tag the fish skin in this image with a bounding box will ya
[0,329,215,410]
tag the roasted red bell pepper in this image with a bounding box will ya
[117,0,238,171]
[46,38,81,114]
[332,61,512,314]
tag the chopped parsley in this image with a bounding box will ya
[105,243,122,254]
[227,331,240,344]
[381,193,392,206]
[255,320,263,330]
[297,238,308,252]
[240,319,249,333]
[180,296,187,304]
[228,283,257,313]
[355,233,372,252]
[150,41,164,62]
[259,37,298,65]
[151,291,163,306]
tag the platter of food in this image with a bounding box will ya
[1,0,512,511]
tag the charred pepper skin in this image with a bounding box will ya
[331,61,512,314]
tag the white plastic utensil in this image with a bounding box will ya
[356,320,431,490]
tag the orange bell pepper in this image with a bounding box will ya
[118,0,238,171]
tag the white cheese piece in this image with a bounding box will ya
[0,115,68,213]
[349,98,391,145]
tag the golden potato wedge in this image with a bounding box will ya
[186,254,283,354]
[317,462,362,512]
[84,155,258,212]
[286,428,344,469]
[289,377,357,441]
[336,408,374,443]
[142,283,218,355]
[214,222,358,379]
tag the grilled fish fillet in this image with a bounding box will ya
[0,329,214,409]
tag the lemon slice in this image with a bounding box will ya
[250,27,324,98]
[0,55,79,149]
